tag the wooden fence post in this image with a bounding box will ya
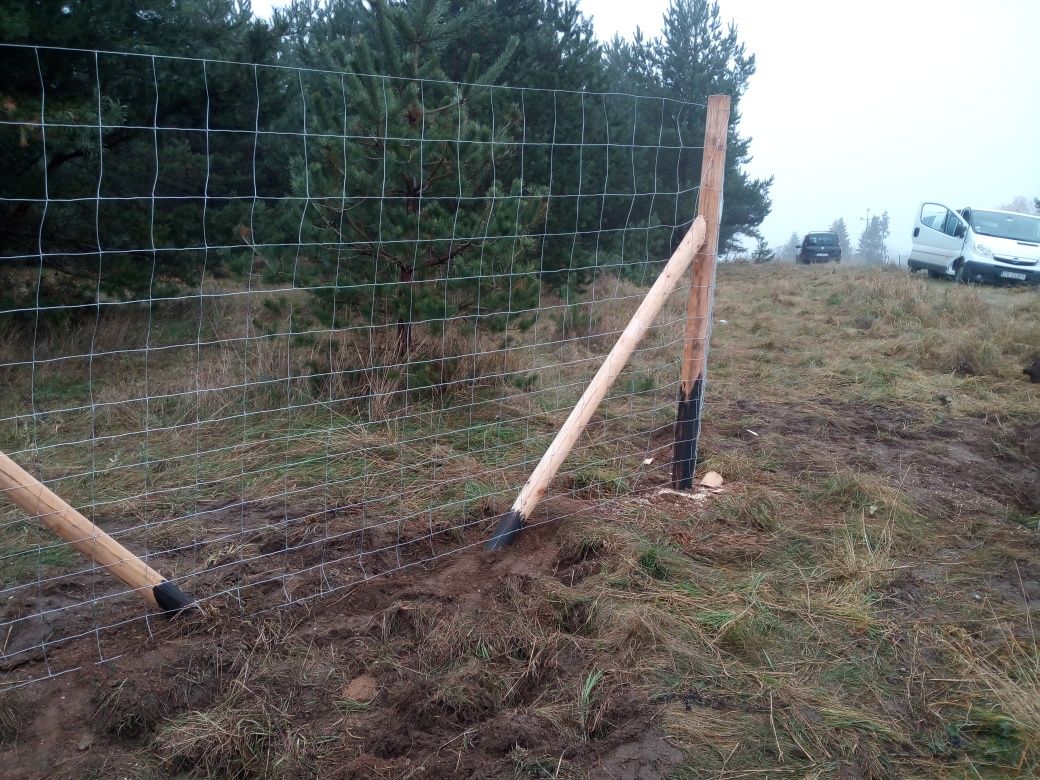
[486,216,707,549]
[671,94,730,489]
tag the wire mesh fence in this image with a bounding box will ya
[0,44,711,688]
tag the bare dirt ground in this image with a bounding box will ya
[720,397,1039,519]
[3,390,1038,779]
[2,501,690,780]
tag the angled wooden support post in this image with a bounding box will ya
[0,451,195,615]
[671,94,730,489]
[486,216,708,550]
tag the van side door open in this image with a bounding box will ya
[910,202,967,272]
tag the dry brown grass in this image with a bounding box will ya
[937,626,1040,773]
[2,262,1039,777]
[153,614,334,779]
[709,263,1040,420]
[0,691,23,749]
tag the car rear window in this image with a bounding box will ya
[806,234,838,246]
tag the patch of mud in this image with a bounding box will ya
[0,510,684,780]
[987,558,1040,611]
[712,399,1040,514]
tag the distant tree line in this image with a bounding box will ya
[775,195,1040,267]
[774,213,889,264]
[999,196,1040,216]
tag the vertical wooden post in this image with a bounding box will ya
[671,94,730,489]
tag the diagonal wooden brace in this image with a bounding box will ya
[0,451,195,615]
[487,215,707,549]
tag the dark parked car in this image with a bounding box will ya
[797,232,841,264]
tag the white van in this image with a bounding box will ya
[907,203,1040,285]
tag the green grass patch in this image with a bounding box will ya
[0,524,78,587]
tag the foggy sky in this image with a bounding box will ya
[252,0,1040,258]
[584,0,1040,258]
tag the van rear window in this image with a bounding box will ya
[806,234,838,246]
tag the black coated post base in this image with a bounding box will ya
[152,581,196,616]
[486,509,526,551]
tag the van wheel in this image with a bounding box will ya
[927,270,943,279]
[955,264,970,284]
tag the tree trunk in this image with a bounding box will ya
[396,264,413,360]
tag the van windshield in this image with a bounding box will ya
[805,234,838,246]
[970,211,1040,243]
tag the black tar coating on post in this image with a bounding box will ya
[152,580,196,616]
[486,509,526,550]
[671,376,704,489]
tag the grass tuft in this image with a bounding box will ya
[156,705,302,779]
[577,668,606,740]
[0,692,23,749]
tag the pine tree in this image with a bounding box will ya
[751,238,774,263]
[857,212,890,263]
[442,0,613,294]
[282,0,613,298]
[829,218,851,260]
[649,0,772,252]
[0,1,285,315]
[296,0,542,374]
[782,233,800,262]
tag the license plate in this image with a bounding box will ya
[1000,271,1027,280]
[815,253,828,257]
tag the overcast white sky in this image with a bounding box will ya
[254,0,1040,257]
[585,0,1040,256]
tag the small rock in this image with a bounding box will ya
[699,471,724,489]
[342,674,379,702]
[77,734,93,751]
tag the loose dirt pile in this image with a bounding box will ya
[1,509,688,780]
